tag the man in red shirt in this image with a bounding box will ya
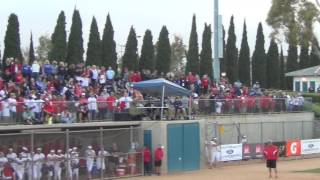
[154,145,164,176]
[143,146,151,175]
[263,140,279,178]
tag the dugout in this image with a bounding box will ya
[0,122,143,179]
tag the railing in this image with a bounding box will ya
[0,97,311,125]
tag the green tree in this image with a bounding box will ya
[86,17,101,66]
[279,46,286,90]
[299,46,310,69]
[122,26,138,72]
[186,15,199,74]
[252,23,267,87]
[49,11,67,62]
[156,26,171,74]
[238,21,250,86]
[266,39,280,89]
[267,0,319,46]
[139,29,155,71]
[286,18,299,89]
[36,35,52,62]
[200,24,212,78]
[170,35,186,74]
[225,16,238,83]
[310,40,320,66]
[220,26,227,74]
[66,9,84,64]
[101,13,117,70]
[28,33,35,65]
[3,13,23,62]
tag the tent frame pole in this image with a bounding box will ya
[160,85,165,120]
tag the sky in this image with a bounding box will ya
[0,0,274,56]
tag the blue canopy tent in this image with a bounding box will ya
[132,78,192,119]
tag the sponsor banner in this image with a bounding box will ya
[286,140,301,157]
[220,144,243,161]
[272,142,286,157]
[243,144,264,159]
[301,139,320,155]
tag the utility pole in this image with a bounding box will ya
[213,0,221,82]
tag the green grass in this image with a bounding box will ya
[294,168,320,173]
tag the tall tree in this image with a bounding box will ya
[225,16,238,83]
[155,26,171,74]
[186,15,200,74]
[170,35,186,74]
[86,17,101,66]
[266,39,280,88]
[299,44,310,69]
[286,18,299,89]
[49,11,67,62]
[310,40,320,66]
[139,29,155,71]
[36,35,52,62]
[122,26,138,72]
[220,26,227,74]
[200,24,213,78]
[238,21,250,86]
[101,13,117,70]
[28,33,35,65]
[66,9,84,64]
[3,13,23,62]
[279,46,286,90]
[252,23,267,87]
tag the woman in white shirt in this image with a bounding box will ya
[31,60,41,80]
[88,94,98,121]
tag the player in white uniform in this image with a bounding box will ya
[71,147,79,180]
[54,150,65,180]
[6,148,17,175]
[85,146,96,180]
[0,151,8,178]
[65,148,73,180]
[47,150,56,179]
[33,148,45,180]
[209,138,220,168]
[97,147,109,173]
[19,147,31,179]
[15,152,28,180]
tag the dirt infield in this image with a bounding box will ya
[133,158,320,180]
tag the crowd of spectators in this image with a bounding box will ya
[0,58,306,124]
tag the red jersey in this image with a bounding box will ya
[155,148,164,161]
[143,148,151,163]
[201,78,209,88]
[106,96,117,110]
[97,96,108,109]
[264,145,279,160]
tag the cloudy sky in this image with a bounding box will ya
[0,0,274,55]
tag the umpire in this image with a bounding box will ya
[263,140,279,178]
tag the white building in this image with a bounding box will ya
[286,66,320,92]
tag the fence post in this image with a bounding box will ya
[30,130,34,180]
[66,129,70,180]
[260,122,263,144]
[301,121,304,140]
[282,121,285,141]
[130,126,133,144]
[100,127,104,180]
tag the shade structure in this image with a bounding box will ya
[132,78,191,97]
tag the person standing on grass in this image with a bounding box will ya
[154,145,164,176]
[263,140,279,179]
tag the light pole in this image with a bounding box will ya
[213,0,220,82]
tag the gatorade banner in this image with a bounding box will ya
[285,140,301,157]
[301,139,320,155]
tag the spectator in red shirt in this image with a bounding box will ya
[263,140,279,178]
[106,92,117,119]
[154,145,164,176]
[186,72,195,89]
[201,75,210,94]
[97,90,108,119]
[143,146,151,175]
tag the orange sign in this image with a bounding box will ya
[286,140,301,157]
